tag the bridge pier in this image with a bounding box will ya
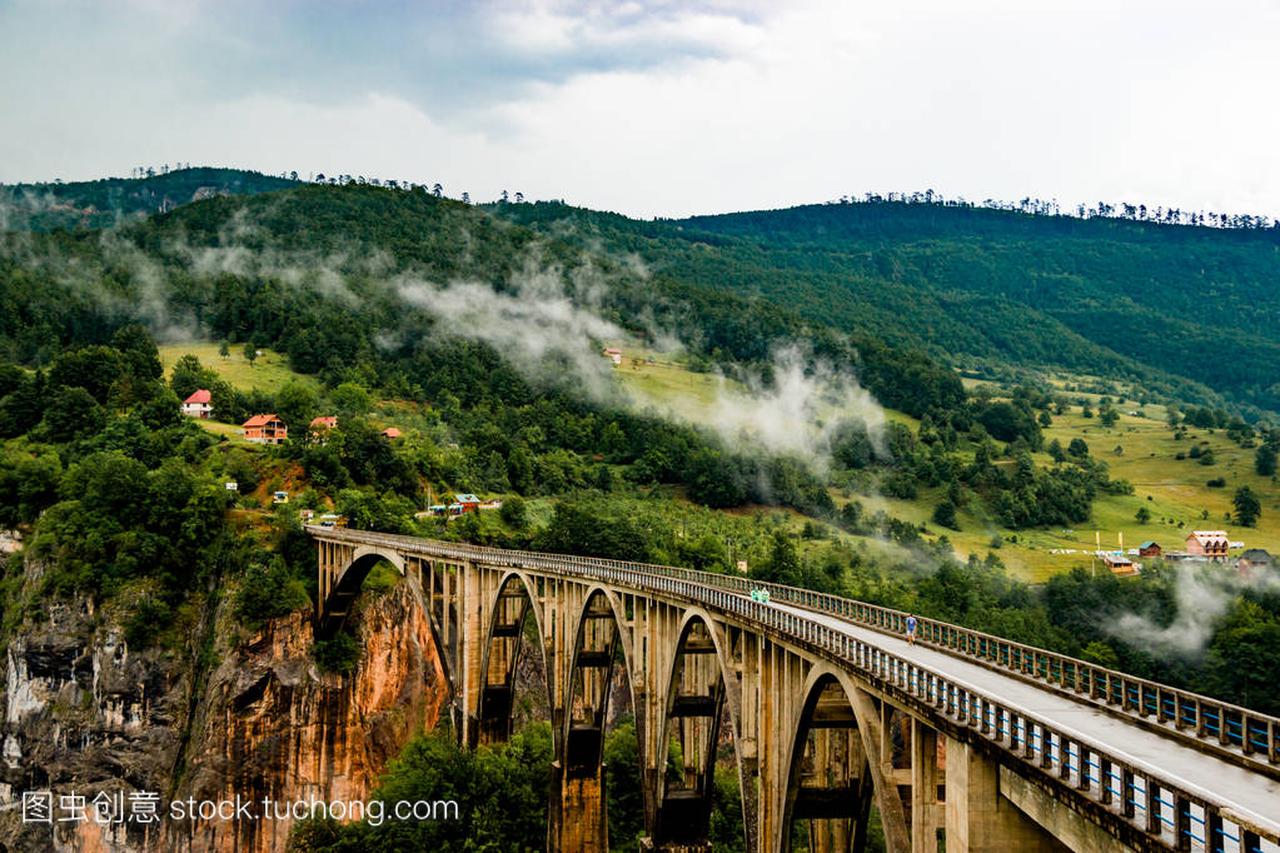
[911,720,942,853]
[550,761,611,853]
[942,737,1067,853]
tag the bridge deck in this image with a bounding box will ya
[774,601,1280,833]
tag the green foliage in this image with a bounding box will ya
[498,495,527,528]
[754,531,802,587]
[42,386,105,442]
[290,723,553,851]
[0,442,62,528]
[274,380,319,435]
[932,499,959,530]
[336,489,415,534]
[1204,600,1280,714]
[604,719,644,849]
[636,199,1280,413]
[312,632,361,675]
[977,401,1042,448]
[1233,486,1261,527]
[331,382,372,417]
[1256,444,1278,476]
[537,496,653,562]
[235,558,310,627]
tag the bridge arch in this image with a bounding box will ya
[653,608,750,851]
[317,545,454,706]
[780,665,881,853]
[318,546,405,637]
[551,585,643,851]
[561,585,639,774]
[475,570,553,746]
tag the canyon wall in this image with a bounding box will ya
[0,560,447,853]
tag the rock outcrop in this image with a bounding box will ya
[0,562,447,853]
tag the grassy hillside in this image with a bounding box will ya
[159,343,319,395]
[610,351,1279,581]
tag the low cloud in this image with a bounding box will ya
[395,259,626,402]
[630,343,887,469]
[1113,562,1280,657]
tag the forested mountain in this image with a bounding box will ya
[2,171,1279,852]
[1,183,963,420]
[0,167,297,231]
[497,199,1280,414]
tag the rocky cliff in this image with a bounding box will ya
[0,560,448,853]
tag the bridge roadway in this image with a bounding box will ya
[770,600,1280,838]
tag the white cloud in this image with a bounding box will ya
[1,0,1277,218]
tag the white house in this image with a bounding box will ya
[182,389,212,418]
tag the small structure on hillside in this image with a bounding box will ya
[182,389,212,419]
[272,491,289,504]
[310,416,338,444]
[454,493,482,514]
[1102,553,1137,576]
[1237,548,1274,577]
[1138,540,1162,558]
[381,427,402,439]
[242,414,287,445]
[1185,530,1229,560]
[602,347,623,366]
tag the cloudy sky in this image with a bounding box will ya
[2,0,1277,218]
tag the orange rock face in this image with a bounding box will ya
[168,578,448,853]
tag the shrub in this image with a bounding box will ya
[235,559,309,627]
[313,632,360,674]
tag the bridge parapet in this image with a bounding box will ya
[307,525,1280,852]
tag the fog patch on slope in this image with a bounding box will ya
[629,344,887,470]
[1112,562,1280,657]
[396,260,626,403]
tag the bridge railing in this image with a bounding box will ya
[329,530,1279,850]
[308,526,1280,777]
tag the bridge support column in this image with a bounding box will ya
[911,721,942,853]
[550,762,610,853]
[943,737,1066,853]
[458,561,484,747]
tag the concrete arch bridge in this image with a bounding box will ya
[309,525,1280,853]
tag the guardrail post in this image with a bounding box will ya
[1120,768,1136,820]
[1172,796,1190,852]
[1145,779,1161,835]
[1206,811,1223,853]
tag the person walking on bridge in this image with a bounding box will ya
[905,613,918,645]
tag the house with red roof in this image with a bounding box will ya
[242,414,287,445]
[181,389,212,419]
